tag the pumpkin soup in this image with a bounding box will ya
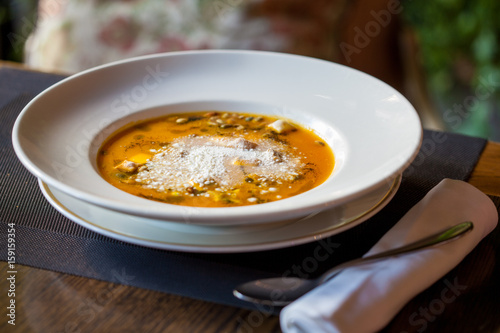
[97,111,334,207]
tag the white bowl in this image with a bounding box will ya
[12,50,422,225]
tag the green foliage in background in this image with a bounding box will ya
[403,0,500,140]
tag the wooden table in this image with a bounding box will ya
[1,61,500,333]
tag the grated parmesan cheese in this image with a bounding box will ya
[134,135,303,193]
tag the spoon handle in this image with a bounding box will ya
[319,221,473,284]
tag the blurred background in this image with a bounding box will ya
[1,0,499,141]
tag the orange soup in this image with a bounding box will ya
[97,111,334,207]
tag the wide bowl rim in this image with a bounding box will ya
[12,49,422,225]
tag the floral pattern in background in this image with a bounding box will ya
[25,0,345,73]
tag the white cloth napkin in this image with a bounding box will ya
[280,179,498,333]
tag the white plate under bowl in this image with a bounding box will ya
[13,50,421,225]
[38,175,400,253]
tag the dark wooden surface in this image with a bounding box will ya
[1,142,499,333]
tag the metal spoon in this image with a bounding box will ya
[233,221,473,306]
